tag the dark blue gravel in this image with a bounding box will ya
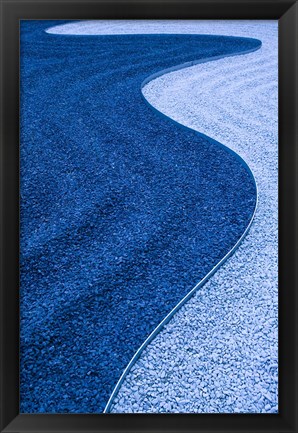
[20,21,259,413]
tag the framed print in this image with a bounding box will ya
[0,1,297,432]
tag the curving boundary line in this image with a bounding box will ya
[104,42,261,413]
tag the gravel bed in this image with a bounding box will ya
[109,21,278,413]
[20,21,258,413]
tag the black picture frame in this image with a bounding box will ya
[0,1,297,432]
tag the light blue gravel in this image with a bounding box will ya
[48,20,278,414]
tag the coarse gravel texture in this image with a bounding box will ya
[109,21,278,413]
[20,21,258,413]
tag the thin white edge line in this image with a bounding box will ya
[104,43,261,413]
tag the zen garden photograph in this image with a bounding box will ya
[20,19,278,414]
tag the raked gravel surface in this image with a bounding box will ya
[48,20,278,413]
